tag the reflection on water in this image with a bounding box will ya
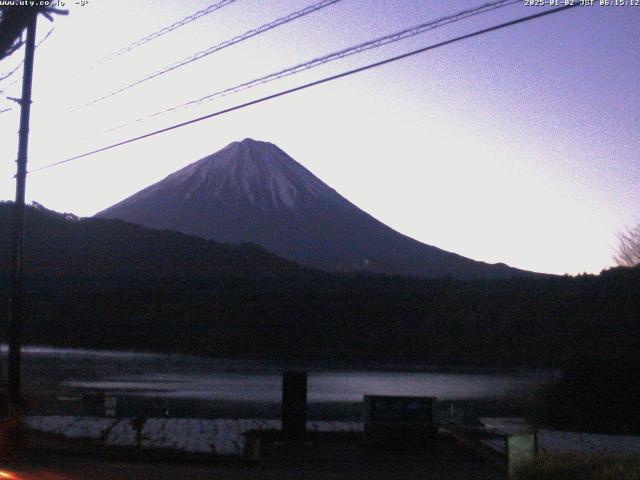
[64,371,544,402]
[3,345,550,404]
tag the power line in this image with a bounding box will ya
[30,4,579,174]
[65,0,344,114]
[0,5,65,60]
[104,0,520,134]
[0,26,54,85]
[74,0,239,74]
[0,59,23,83]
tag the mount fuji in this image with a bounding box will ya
[96,138,533,279]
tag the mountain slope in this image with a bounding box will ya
[0,203,637,365]
[96,138,534,279]
[0,202,309,289]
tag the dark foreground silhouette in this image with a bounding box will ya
[0,202,638,369]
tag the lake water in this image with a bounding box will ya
[5,345,551,406]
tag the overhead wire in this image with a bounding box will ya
[64,0,344,115]
[29,4,579,174]
[0,58,22,83]
[102,0,520,135]
[0,26,54,86]
[73,0,239,74]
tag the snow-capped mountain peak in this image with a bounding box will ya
[159,138,338,210]
[96,138,533,279]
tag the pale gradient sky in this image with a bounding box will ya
[0,0,638,275]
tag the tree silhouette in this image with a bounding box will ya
[0,6,66,61]
[614,222,640,267]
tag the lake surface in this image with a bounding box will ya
[4,345,551,405]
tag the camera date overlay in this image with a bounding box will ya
[525,0,639,5]
[0,0,88,6]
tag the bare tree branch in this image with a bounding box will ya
[613,222,640,267]
[0,6,66,61]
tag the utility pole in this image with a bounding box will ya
[7,8,38,437]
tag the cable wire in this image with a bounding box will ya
[30,4,579,174]
[104,0,520,134]
[0,26,54,85]
[78,0,239,72]
[0,58,22,83]
[65,0,344,114]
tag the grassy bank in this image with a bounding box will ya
[514,453,640,480]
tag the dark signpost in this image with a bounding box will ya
[363,395,437,446]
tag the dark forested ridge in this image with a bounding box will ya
[1,202,638,367]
